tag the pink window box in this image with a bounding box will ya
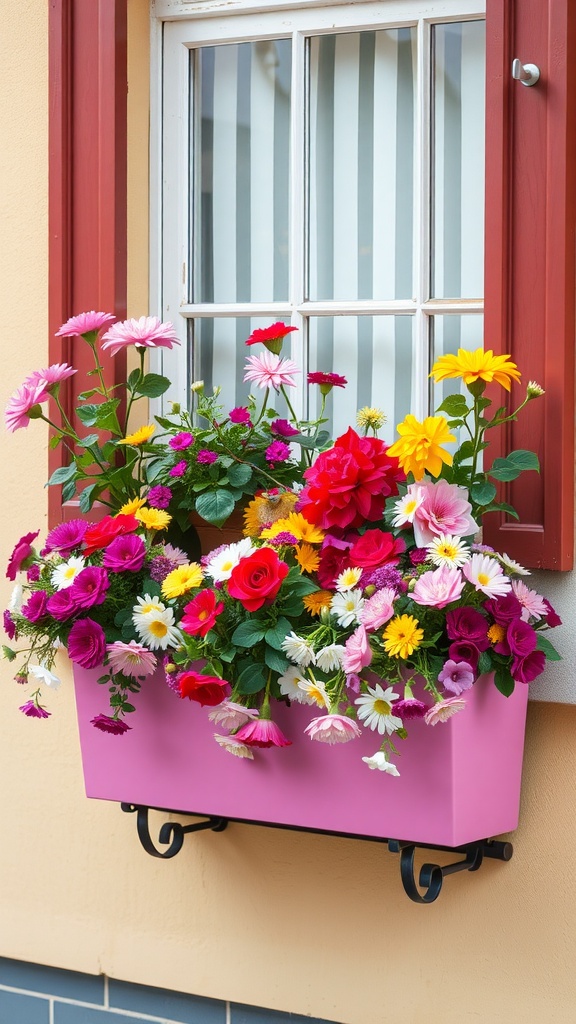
[73,666,529,848]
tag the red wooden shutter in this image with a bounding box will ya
[483,0,576,569]
[48,0,128,525]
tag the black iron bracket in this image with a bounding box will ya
[120,803,512,901]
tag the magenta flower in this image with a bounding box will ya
[411,479,479,547]
[25,363,77,390]
[361,566,404,592]
[411,565,465,609]
[511,579,548,622]
[304,714,362,744]
[360,588,396,631]
[265,440,291,464]
[68,566,110,609]
[307,371,348,394]
[235,718,292,748]
[5,381,48,432]
[229,406,252,425]
[19,700,51,719]
[146,485,173,509]
[102,534,146,573]
[424,696,467,726]
[448,640,480,669]
[438,659,475,695]
[91,714,132,735]
[101,316,180,356]
[543,598,562,627]
[446,606,490,648]
[342,626,372,674]
[21,590,48,623]
[6,531,40,580]
[3,610,16,640]
[27,564,41,582]
[169,460,187,478]
[395,697,429,719]
[243,351,299,390]
[409,548,428,566]
[169,432,194,450]
[42,519,88,556]
[67,618,106,669]
[149,555,178,582]
[270,418,299,437]
[106,641,157,678]
[197,450,218,464]
[511,649,546,684]
[46,588,77,621]
[506,618,538,658]
[55,311,115,337]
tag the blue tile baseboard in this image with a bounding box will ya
[0,958,341,1023]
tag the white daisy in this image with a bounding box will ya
[499,553,530,576]
[362,751,401,776]
[355,683,402,735]
[391,486,424,528]
[278,665,315,704]
[335,566,363,592]
[29,663,61,689]
[298,675,330,709]
[315,644,346,672]
[9,584,23,613]
[281,631,316,667]
[214,734,254,759]
[330,589,365,628]
[462,553,511,598]
[132,597,181,650]
[204,537,254,582]
[427,534,470,569]
[50,555,86,590]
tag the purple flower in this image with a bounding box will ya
[395,697,429,719]
[270,418,299,438]
[21,590,48,623]
[409,547,428,566]
[46,588,77,621]
[6,531,40,580]
[506,618,538,658]
[42,519,88,556]
[149,555,178,582]
[169,432,194,450]
[543,598,562,627]
[19,700,50,719]
[438,659,475,695]
[3,610,16,640]
[147,485,173,510]
[67,618,106,669]
[197,449,218,464]
[361,565,403,592]
[484,593,523,625]
[91,713,131,735]
[169,460,187,478]
[511,649,546,684]
[27,564,41,582]
[102,534,146,573]
[229,406,251,425]
[265,440,291,463]
[446,606,490,650]
[68,566,110,609]
[269,531,298,546]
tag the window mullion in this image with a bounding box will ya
[290,29,308,420]
[412,15,432,422]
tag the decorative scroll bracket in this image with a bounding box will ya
[121,803,228,859]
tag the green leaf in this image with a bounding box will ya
[236,662,267,695]
[231,620,268,647]
[264,646,289,674]
[195,490,235,526]
[154,415,179,430]
[470,480,497,506]
[536,633,562,661]
[146,458,172,484]
[127,369,141,390]
[227,463,253,488]
[61,479,77,503]
[49,434,63,449]
[488,450,540,482]
[436,393,470,417]
[79,483,98,513]
[77,388,103,400]
[264,617,292,650]
[452,439,475,465]
[76,399,120,432]
[494,664,515,697]
[76,433,100,449]
[135,373,171,398]
[46,463,77,486]
[482,501,520,520]
[477,650,493,675]
[285,574,319,597]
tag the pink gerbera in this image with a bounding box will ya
[55,311,115,337]
[106,641,157,678]
[304,714,362,744]
[101,316,180,356]
[243,351,299,390]
[25,363,78,389]
[511,579,548,622]
[307,371,348,394]
[424,696,467,725]
[5,381,48,432]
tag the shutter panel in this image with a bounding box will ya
[483,0,576,569]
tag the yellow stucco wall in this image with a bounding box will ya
[0,3,575,1023]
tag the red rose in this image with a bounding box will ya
[178,671,230,706]
[349,529,405,569]
[228,547,289,612]
[298,427,404,531]
[82,514,139,556]
[317,537,353,589]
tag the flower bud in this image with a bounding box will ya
[526,380,545,399]
[169,401,181,414]
[190,380,204,393]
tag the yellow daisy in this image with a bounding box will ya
[117,424,156,446]
[430,348,521,391]
[303,590,333,616]
[357,406,387,431]
[282,512,324,544]
[243,492,299,537]
[382,614,424,659]
[387,414,455,481]
[295,543,320,574]
[161,563,203,599]
[118,497,147,516]
[136,507,172,532]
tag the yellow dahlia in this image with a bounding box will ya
[382,614,424,659]
[161,562,203,599]
[117,424,156,446]
[303,591,333,616]
[295,543,320,574]
[136,507,172,531]
[243,492,299,537]
[430,348,521,391]
[387,415,455,480]
[118,497,147,516]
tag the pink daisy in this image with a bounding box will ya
[5,381,48,432]
[303,714,362,744]
[243,351,300,390]
[511,579,548,622]
[25,363,77,389]
[101,316,180,356]
[462,554,511,598]
[55,311,115,337]
[411,565,465,609]
[106,641,157,678]
[424,696,467,726]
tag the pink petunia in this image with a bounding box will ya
[169,432,194,450]
[411,479,479,547]
[6,530,40,580]
[438,659,475,695]
[19,700,51,719]
[5,381,48,432]
[243,351,300,390]
[55,311,115,337]
[411,565,465,609]
[303,714,362,744]
[67,618,107,669]
[101,316,180,356]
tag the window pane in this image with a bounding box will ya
[193,40,291,304]
[308,29,415,301]
[308,316,414,442]
[432,21,485,299]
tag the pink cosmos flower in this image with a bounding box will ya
[91,714,132,735]
[511,579,548,622]
[438,659,475,695]
[360,587,396,630]
[304,714,362,744]
[265,440,291,463]
[67,618,107,668]
[56,311,115,337]
[462,554,511,598]
[411,479,479,547]
[19,700,50,719]
[235,717,292,748]
[169,432,194,450]
[411,565,465,609]
[6,531,40,580]
[271,418,300,437]
[106,641,157,678]
[243,351,300,390]
[424,696,467,726]
[229,406,252,425]
[342,626,372,674]
[101,316,180,356]
[25,363,77,389]
[5,381,48,432]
